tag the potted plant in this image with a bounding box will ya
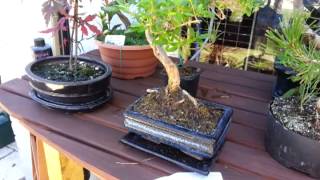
[265,15,320,178]
[119,0,263,174]
[265,14,305,97]
[95,1,158,79]
[25,0,112,111]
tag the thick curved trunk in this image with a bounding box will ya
[145,29,180,93]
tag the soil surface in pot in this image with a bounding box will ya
[133,88,222,135]
[271,97,320,141]
[161,66,198,78]
[32,61,105,82]
[179,66,198,77]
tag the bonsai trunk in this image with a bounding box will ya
[145,29,180,93]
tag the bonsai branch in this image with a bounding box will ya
[182,89,198,107]
[189,9,215,61]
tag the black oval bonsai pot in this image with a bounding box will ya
[272,58,299,98]
[25,56,112,111]
[161,66,201,97]
[265,103,320,178]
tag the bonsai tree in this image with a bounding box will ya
[41,0,101,71]
[120,0,264,98]
[266,14,320,132]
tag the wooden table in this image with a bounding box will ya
[0,50,313,180]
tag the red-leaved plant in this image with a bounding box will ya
[41,0,101,71]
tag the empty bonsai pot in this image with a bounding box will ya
[25,56,112,111]
[265,101,320,178]
[161,66,201,97]
[96,40,158,79]
[272,58,299,98]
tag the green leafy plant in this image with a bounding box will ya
[119,0,264,96]
[266,14,320,107]
[214,0,265,21]
[96,0,148,46]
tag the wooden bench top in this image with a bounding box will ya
[0,50,314,180]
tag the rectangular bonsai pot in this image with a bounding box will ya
[123,93,233,160]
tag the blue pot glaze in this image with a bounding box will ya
[123,90,233,159]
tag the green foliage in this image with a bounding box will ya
[118,0,213,62]
[98,1,122,35]
[118,0,264,63]
[215,0,265,21]
[139,0,211,51]
[266,14,320,106]
[97,0,147,45]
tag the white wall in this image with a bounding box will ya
[0,1,104,83]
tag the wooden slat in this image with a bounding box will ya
[0,89,260,180]
[131,74,272,104]
[24,121,159,180]
[218,142,314,180]
[190,62,275,85]
[0,89,177,174]
[86,49,276,83]
[110,77,269,115]
[0,51,312,179]
[0,83,311,179]
[1,79,266,150]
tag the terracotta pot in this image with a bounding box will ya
[96,40,158,79]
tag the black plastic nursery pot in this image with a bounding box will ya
[121,91,233,175]
[265,103,320,178]
[25,56,112,111]
[160,66,201,97]
[272,58,299,98]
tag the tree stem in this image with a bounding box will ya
[145,29,180,93]
[74,0,78,71]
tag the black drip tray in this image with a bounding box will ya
[29,88,112,112]
[120,133,214,175]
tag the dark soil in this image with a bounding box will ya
[161,66,199,78]
[133,88,222,135]
[271,96,320,141]
[179,66,199,77]
[32,61,105,82]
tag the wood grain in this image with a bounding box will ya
[0,50,314,180]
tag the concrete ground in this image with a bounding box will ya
[0,142,25,180]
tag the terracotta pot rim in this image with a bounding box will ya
[95,40,152,50]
